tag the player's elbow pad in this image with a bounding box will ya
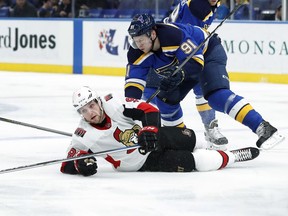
[125,86,143,99]
[182,60,203,79]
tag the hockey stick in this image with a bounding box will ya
[0,145,140,174]
[0,116,72,137]
[146,3,243,103]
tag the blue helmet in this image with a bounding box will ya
[128,13,155,38]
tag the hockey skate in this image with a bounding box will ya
[231,147,260,162]
[205,119,228,150]
[256,121,285,150]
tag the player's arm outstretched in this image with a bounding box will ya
[61,148,98,177]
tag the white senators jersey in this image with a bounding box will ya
[63,94,159,172]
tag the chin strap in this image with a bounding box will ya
[98,100,104,119]
[149,35,158,52]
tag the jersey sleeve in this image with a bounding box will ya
[123,97,160,127]
[60,133,92,175]
[60,146,91,175]
[188,0,219,22]
[173,24,206,77]
[124,47,154,99]
[168,0,219,29]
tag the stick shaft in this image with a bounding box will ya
[0,145,140,174]
[0,117,72,137]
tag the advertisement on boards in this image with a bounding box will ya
[0,20,73,72]
[82,20,130,75]
[83,20,288,78]
[212,21,288,75]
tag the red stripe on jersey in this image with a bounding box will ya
[105,155,121,169]
[217,150,229,169]
[113,127,122,142]
[127,149,136,154]
[137,102,159,113]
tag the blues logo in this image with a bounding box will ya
[98,29,118,55]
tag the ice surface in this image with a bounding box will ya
[0,71,287,216]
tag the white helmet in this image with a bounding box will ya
[72,86,101,112]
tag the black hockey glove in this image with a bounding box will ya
[160,66,185,92]
[157,88,181,105]
[138,126,159,155]
[74,151,98,176]
[75,158,97,176]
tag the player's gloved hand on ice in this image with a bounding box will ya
[76,158,97,176]
[160,66,185,92]
[74,151,98,176]
[138,126,159,155]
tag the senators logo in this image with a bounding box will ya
[113,124,141,147]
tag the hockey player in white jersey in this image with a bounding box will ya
[60,86,259,176]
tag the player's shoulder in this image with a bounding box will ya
[102,93,113,102]
[101,93,123,105]
[101,93,125,115]
[127,47,149,64]
[72,120,103,146]
[189,0,212,8]
[188,0,216,20]
[127,47,142,63]
[73,120,91,138]
[156,23,183,47]
[100,93,115,107]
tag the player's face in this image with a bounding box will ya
[133,34,152,53]
[208,0,218,6]
[79,100,105,124]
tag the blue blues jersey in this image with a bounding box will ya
[125,23,209,98]
[161,0,226,100]
[145,0,220,89]
[166,0,220,29]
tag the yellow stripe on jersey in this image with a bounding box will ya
[203,11,213,22]
[164,23,180,29]
[155,58,178,72]
[162,46,179,52]
[202,44,208,54]
[124,83,145,91]
[134,52,154,65]
[196,103,212,112]
[235,104,253,123]
[187,0,192,6]
[176,122,186,128]
[199,28,210,54]
[192,56,204,66]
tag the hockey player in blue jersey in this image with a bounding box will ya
[125,13,284,150]
[143,0,228,149]
[164,0,219,28]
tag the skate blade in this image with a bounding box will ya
[260,132,285,150]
